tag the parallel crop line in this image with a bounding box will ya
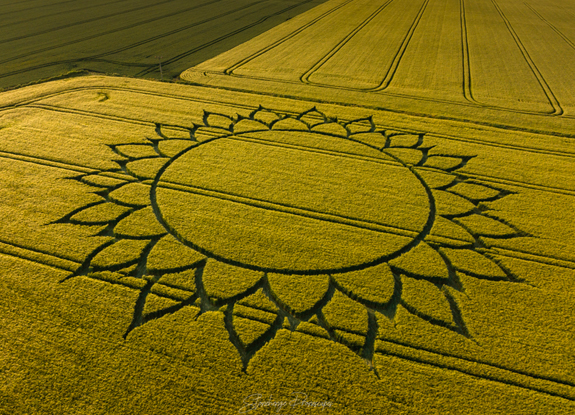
[136,0,319,76]
[156,180,423,238]
[0,0,235,67]
[228,135,401,167]
[0,0,180,44]
[489,0,562,115]
[524,2,575,52]
[225,0,357,74]
[0,0,132,29]
[299,0,396,85]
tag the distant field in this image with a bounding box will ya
[183,0,575,128]
[0,0,326,90]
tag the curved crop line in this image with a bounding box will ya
[489,0,562,115]
[8,82,575,138]
[228,132,400,166]
[299,0,396,85]
[371,0,430,91]
[301,0,431,91]
[459,0,474,104]
[149,132,434,276]
[0,0,180,44]
[225,0,357,75]
[459,0,557,116]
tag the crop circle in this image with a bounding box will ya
[153,130,431,274]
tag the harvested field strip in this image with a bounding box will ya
[134,0,321,77]
[0,0,80,16]
[384,0,463,100]
[0,0,246,65]
[230,0,382,81]
[0,0,133,28]
[462,0,556,113]
[304,0,429,90]
[0,0,180,44]
[0,0,328,90]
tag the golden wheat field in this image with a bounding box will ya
[1,0,575,414]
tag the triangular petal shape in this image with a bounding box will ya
[142,293,179,318]
[310,121,348,137]
[71,202,130,224]
[233,316,272,349]
[157,268,197,292]
[80,174,126,188]
[125,158,167,180]
[388,133,421,148]
[332,263,395,307]
[295,321,330,339]
[448,182,502,201]
[251,109,280,125]
[456,214,518,237]
[203,261,263,302]
[423,155,465,171]
[147,235,205,273]
[114,206,166,238]
[158,140,196,158]
[115,144,158,159]
[434,190,476,217]
[350,132,388,149]
[322,290,368,335]
[156,124,193,140]
[270,117,309,131]
[298,108,327,127]
[414,169,456,189]
[400,276,454,327]
[150,282,195,302]
[427,216,475,247]
[237,288,278,314]
[232,118,268,133]
[389,242,449,281]
[91,239,150,270]
[385,148,424,165]
[233,304,277,325]
[205,113,233,130]
[109,182,151,206]
[268,273,329,316]
[440,248,508,280]
[345,117,375,134]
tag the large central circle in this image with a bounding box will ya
[153,130,431,274]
